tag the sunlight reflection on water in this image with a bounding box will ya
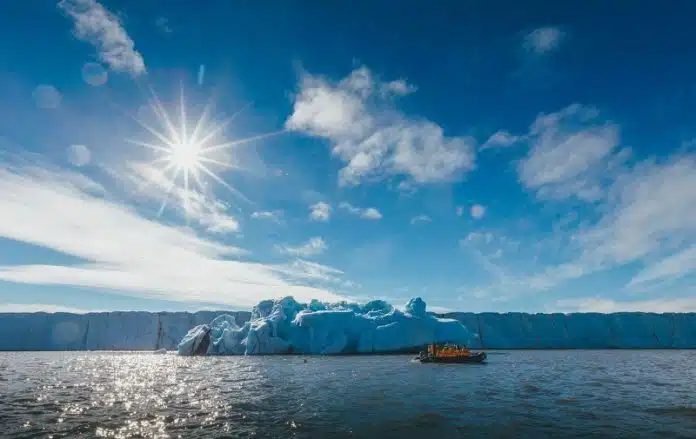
[2,351,696,438]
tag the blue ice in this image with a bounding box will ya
[177,296,474,355]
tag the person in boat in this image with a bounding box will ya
[428,343,471,358]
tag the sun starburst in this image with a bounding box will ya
[127,87,284,216]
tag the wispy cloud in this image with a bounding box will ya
[251,210,284,223]
[480,130,523,150]
[285,66,476,186]
[273,259,344,284]
[551,296,696,313]
[0,303,105,314]
[338,202,382,220]
[276,237,327,258]
[381,79,417,97]
[523,26,564,55]
[410,214,431,225]
[0,162,342,308]
[578,156,696,287]
[517,104,625,202]
[628,245,696,289]
[58,0,146,76]
[309,201,331,222]
[473,147,696,300]
[119,162,241,234]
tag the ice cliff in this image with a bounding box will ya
[2,300,696,351]
[0,310,250,351]
[177,296,472,355]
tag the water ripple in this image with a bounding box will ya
[2,351,696,438]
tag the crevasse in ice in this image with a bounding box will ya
[177,296,474,355]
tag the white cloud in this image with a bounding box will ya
[361,208,382,220]
[410,214,431,225]
[273,259,344,284]
[0,304,104,314]
[122,163,241,234]
[628,245,696,289]
[517,104,624,202]
[471,204,486,219]
[58,0,146,76]
[480,130,522,150]
[276,237,327,258]
[524,26,564,55]
[577,156,696,284]
[455,206,464,217]
[456,104,696,299]
[251,210,284,222]
[0,162,342,308]
[285,66,476,186]
[488,153,696,298]
[309,201,331,222]
[551,297,696,313]
[339,202,382,220]
[381,79,417,97]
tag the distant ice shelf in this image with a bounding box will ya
[2,300,696,351]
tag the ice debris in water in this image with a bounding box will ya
[177,296,473,356]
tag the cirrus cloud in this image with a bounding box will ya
[0,161,343,308]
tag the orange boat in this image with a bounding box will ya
[417,343,486,364]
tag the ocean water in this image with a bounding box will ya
[1,351,696,438]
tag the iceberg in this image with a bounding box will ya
[177,296,474,355]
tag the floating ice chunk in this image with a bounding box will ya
[177,296,474,356]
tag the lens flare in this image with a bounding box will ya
[127,87,285,215]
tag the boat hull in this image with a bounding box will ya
[417,352,487,364]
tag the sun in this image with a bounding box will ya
[126,87,284,215]
[170,140,202,170]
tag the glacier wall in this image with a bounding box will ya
[445,312,696,349]
[2,308,696,351]
[0,311,250,351]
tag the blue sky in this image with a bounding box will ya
[2,0,696,314]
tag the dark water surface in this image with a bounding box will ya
[1,350,696,438]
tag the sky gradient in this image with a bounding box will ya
[2,0,696,313]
